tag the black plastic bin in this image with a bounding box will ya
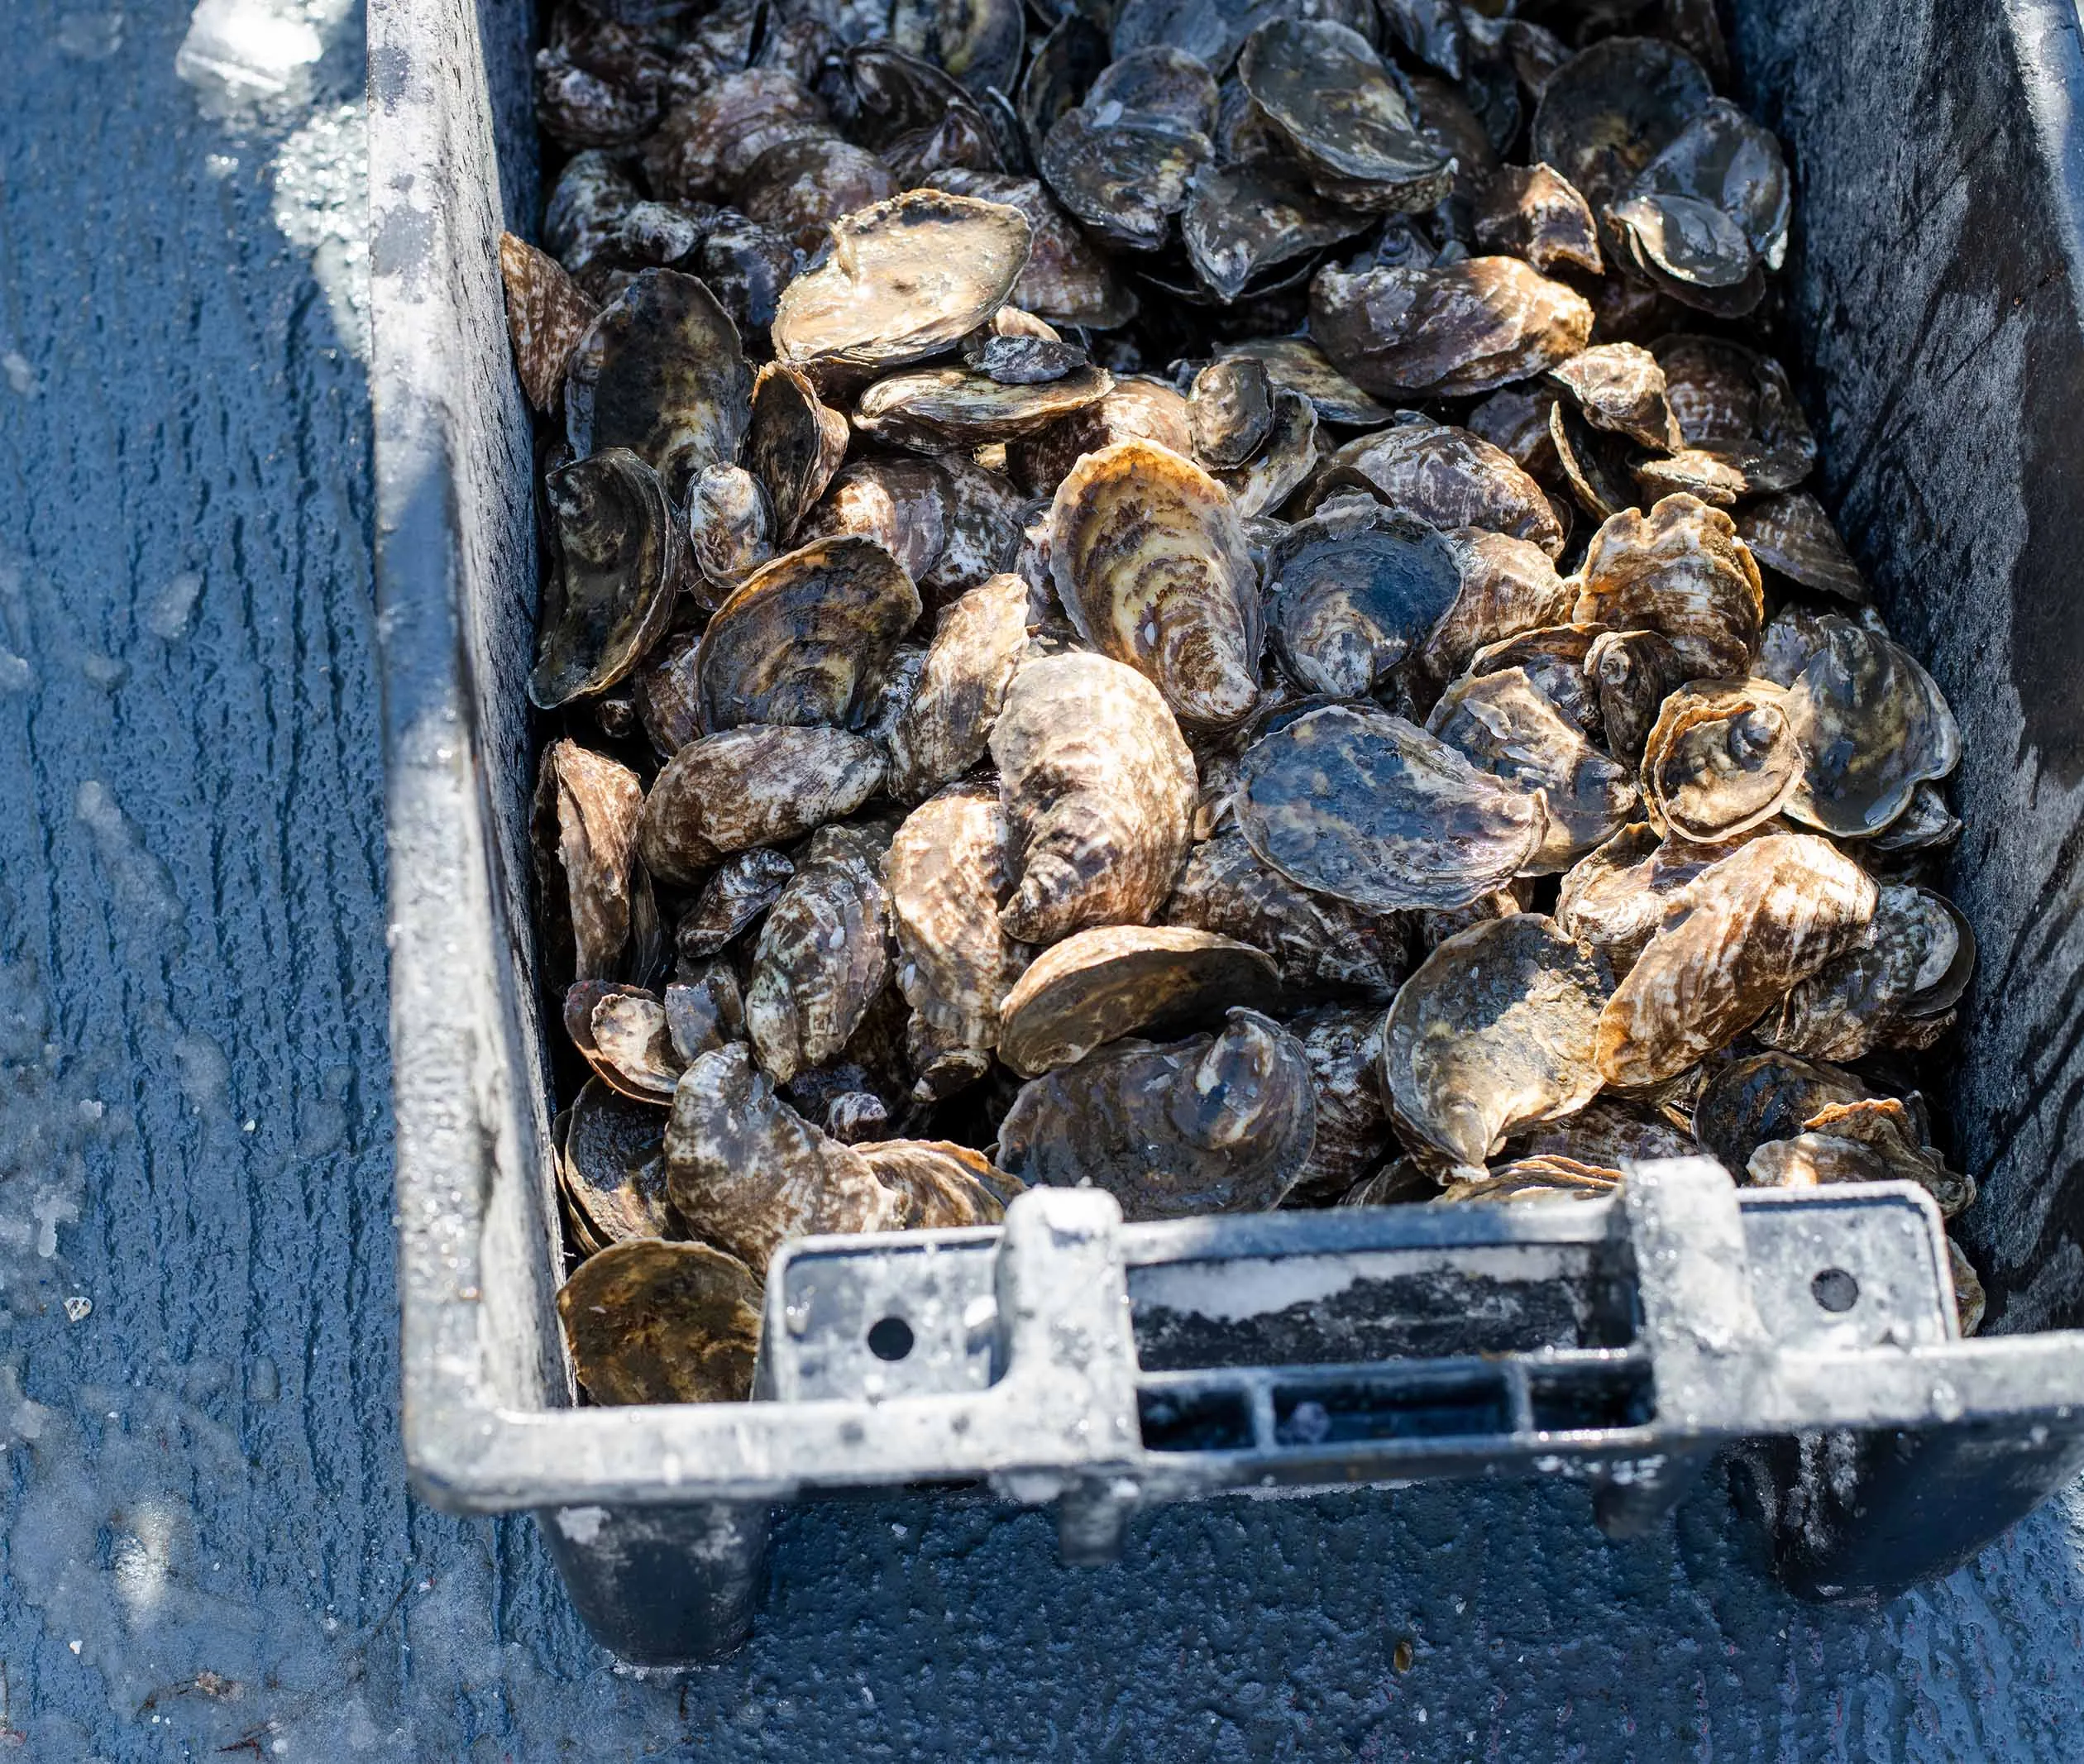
[367,0,2084,1662]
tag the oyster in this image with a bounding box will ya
[643,69,834,202]
[891,0,1025,98]
[884,573,1031,803]
[1380,915,1610,1169]
[1756,884,1974,1061]
[1040,103,1211,254]
[888,782,1032,1092]
[992,652,1197,943]
[738,136,901,254]
[1237,21,1453,212]
[1285,1004,1393,1202]
[1548,342,1680,451]
[1585,627,1689,765]
[997,1008,1317,1219]
[1310,258,1594,399]
[665,1044,909,1275]
[1464,624,1605,741]
[799,456,951,586]
[695,537,923,733]
[1211,390,1318,519]
[1465,385,1560,476]
[1236,705,1544,912]
[1948,1240,1986,1337]
[1549,399,1644,521]
[772,190,1032,377]
[1007,375,1193,496]
[1572,494,1764,678]
[1529,36,1713,208]
[1747,1097,1974,1218]
[565,269,753,498]
[1781,614,1961,837]
[1594,833,1881,1087]
[1608,98,1790,318]
[1506,1097,1695,1167]
[638,725,885,884]
[663,968,745,1063]
[854,1139,1016,1225]
[1182,160,1376,304]
[1652,334,1816,495]
[634,627,702,758]
[1639,678,1803,844]
[921,169,1138,329]
[529,448,680,709]
[682,463,773,600]
[1555,821,1747,968]
[743,824,895,1088]
[1736,490,1870,604]
[1472,164,1603,276]
[1415,528,1576,689]
[1188,358,1275,471]
[745,363,850,545]
[1216,337,1391,427]
[1162,831,1408,999]
[583,987,684,1100]
[1439,1157,1619,1204]
[556,1239,763,1406]
[1265,502,1463,697]
[1426,667,1638,869]
[1335,423,1565,557]
[1050,440,1261,732]
[854,363,1115,448]
[1692,1049,1877,1178]
[1868,782,1963,855]
[499,232,600,414]
[997,924,1280,1075]
[533,739,643,982]
[561,1076,674,1247]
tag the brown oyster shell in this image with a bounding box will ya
[1414,528,1575,690]
[920,169,1138,329]
[854,1140,1016,1226]
[1439,1157,1619,1205]
[1747,1097,1974,1218]
[992,652,1197,944]
[1426,667,1638,870]
[854,364,1115,449]
[799,456,950,584]
[746,363,850,546]
[556,1239,763,1406]
[644,69,833,203]
[534,739,643,982]
[1639,678,1803,844]
[638,725,886,885]
[1049,441,1262,732]
[1334,423,1565,557]
[665,1044,908,1275]
[1189,358,1275,470]
[1756,884,1974,1062]
[772,190,1032,377]
[1285,1004,1393,1203]
[1585,628,1689,765]
[1472,163,1603,276]
[889,782,1032,1091]
[1506,1097,1695,1168]
[1737,491,1870,603]
[1529,36,1714,209]
[499,232,600,414]
[1381,914,1610,1169]
[1236,705,1545,913]
[1464,624,1605,741]
[1548,342,1680,452]
[1238,20,1453,211]
[1782,614,1961,838]
[1266,502,1463,697]
[665,967,743,1062]
[1549,399,1645,521]
[884,573,1030,803]
[738,136,901,254]
[588,987,684,1100]
[997,925,1280,1076]
[1572,493,1764,678]
[1162,831,1409,999]
[565,269,752,500]
[1948,1239,1985,1336]
[1008,375,1194,497]
[529,448,681,709]
[743,824,895,1088]
[1310,258,1594,400]
[997,1008,1317,1219]
[695,537,922,734]
[1554,822,1751,969]
[1211,390,1319,519]
[561,1077,674,1248]
[1465,386,1560,477]
[634,627,702,759]
[679,849,795,959]
[1692,1049,1877,1177]
[1652,334,1816,495]
[1217,337,1391,428]
[1594,833,1881,1087]
[682,463,774,603]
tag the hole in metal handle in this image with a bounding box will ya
[866,1316,915,1361]
[1810,1267,1860,1313]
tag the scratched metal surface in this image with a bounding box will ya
[2,0,2084,1757]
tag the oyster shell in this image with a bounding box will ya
[1594,833,1881,1087]
[738,136,901,254]
[884,573,1031,803]
[1867,782,1962,855]
[1472,163,1603,276]
[921,169,1139,329]
[534,739,644,982]
[854,364,1115,448]
[1529,36,1713,208]
[1692,1049,1877,1177]
[746,363,850,545]
[997,1007,1317,1219]
[1572,493,1764,678]
[1549,399,1644,521]
[1415,528,1576,689]
[1380,914,1610,1169]
[1050,440,1261,732]
[565,269,752,499]
[992,652,1197,944]
[1437,1159,1620,1204]
[1782,614,1961,837]
[665,1044,908,1275]
[1506,1097,1695,1168]
[1236,705,1545,912]
[644,68,834,202]
[1210,390,1318,519]
[1735,491,1870,604]
[1747,1097,1973,1218]
[1217,337,1391,428]
[1639,678,1803,844]
[1237,21,1453,212]
[1285,1004,1393,1202]
[1162,831,1409,999]
[1548,342,1680,452]
[1652,334,1816,495]
[1464,624,1605,741]
[683,462,774,601]
[1310,258,1594,399]
[1426,667,1638,870]
[1554,822,1746,968]
[561,1076,674,1247]
[529,448,681,709]
[1585,627,1689,765]
[1610,98,1790,318]
[798,456,950,586]
[997,925,1280,1075]
[772,190,1032,377]
[695,536,923,733]
[1182,160,1377,304]
[1948,1239,1986,1336]
[854,1139,1016,1225]
[499,232,600,414]
[1756,884,1974,1061]
[1040,103,1212,253]
[744,823,895,1087]
[1335,422,1565,557]
[556,1239,763,1405]
[1465,385,1560,476]
[1188,358,1275,471]
[633,626,702,758]
[638,725,885,884]
[678,849,796,960]
[585,987,684,1101]
[1007,375,1193,497]
[1265,502,1463,697]
[891,0,1025,98]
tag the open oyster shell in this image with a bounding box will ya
[1473,163,1603,276]
[530,448,681,710]
[1639,677,1803,844]
[1529,36,1713,208]
[560,1076,674,1248]
[556,1238,763,1406]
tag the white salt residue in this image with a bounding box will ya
[74,781,187,940]
[270,101,370,361]
[1,352,36,397]
[111,1498,184,1623]
[146,570,204,641]
[1130,1245,1585,1323]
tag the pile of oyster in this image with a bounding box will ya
[506,0,1984,1405]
